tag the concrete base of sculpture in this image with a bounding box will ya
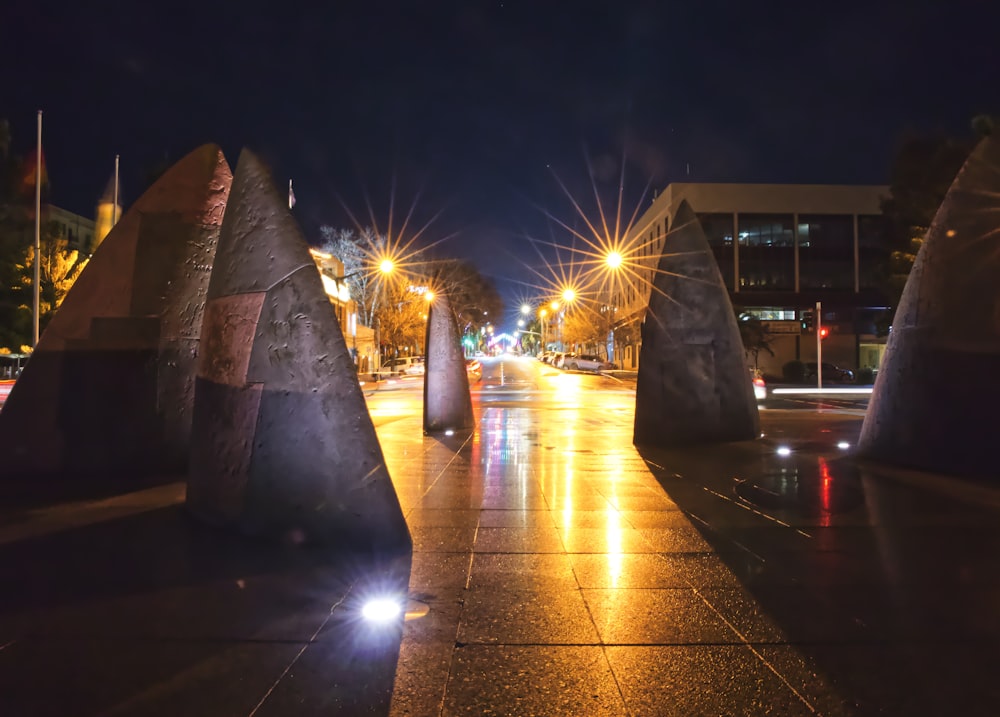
[187,149,410,552]
[0,144,230,491]
[423,293,475,433]
[633,200,759,447]
[858,137,1000,478]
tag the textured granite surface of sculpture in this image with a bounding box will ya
[423,291,475,433]
[633,200,759,447]
[187,149,410,550]
[859,137,1000,477]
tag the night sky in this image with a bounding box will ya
[4,0,998,309]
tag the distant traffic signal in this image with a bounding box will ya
[801,311,813,331]
[819,327,830,340]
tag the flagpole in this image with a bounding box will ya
[32,110,42,348]
[113,154,120,225]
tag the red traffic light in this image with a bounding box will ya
[819,327,830,339]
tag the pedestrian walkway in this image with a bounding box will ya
[0,382,997,715]
[380,388,1000,716]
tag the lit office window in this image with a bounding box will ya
[737,214,794,291]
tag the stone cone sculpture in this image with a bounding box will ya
[634,200,759,447]
[423,292,474,433]
[858,136,1000,477]
[187,149,410,551]
[0,144,231,486]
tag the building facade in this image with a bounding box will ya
[610,183,890,378]
[46,204,96,255]
[308,248,374,371]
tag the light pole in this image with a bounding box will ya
[372,258,396,376]
[516,326,542,355]
[459,307,488,354]
[32,110,42,348]
[603,250,624,363]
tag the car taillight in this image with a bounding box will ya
[753,378,765,387]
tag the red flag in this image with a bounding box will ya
[21,148,49,198]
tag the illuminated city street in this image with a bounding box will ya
[1,2,998,714]
[0,355,998,714]
[375,355,1000,716]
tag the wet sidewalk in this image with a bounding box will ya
[380,388,1000,716]
[0,384,998,715]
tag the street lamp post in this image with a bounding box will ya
[603,250,624,364]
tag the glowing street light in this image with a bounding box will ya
[561,288,576,304]
[605,251,623,269]
[520,304,531,315]
[379,258,395,275]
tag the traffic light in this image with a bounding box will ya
[801,311,813,331]
[819,327,830,340]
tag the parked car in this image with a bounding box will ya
[803,362,854,383]
[381,356,425,376]
[552,352,569,368]
[465,358,482,382]
[563,354,614,372]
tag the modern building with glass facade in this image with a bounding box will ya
[609,183,890,377]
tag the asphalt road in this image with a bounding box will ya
[364,354,872,414]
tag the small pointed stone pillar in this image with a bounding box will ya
[423,292,474,433]
[0,144,231,487]
[188,149,410,551]
[634,200,759,447]
[858,137,1000,477]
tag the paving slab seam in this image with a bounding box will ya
[246,587,352,717]
[607,484,824,715]
[552,458,642,717]
[688,580,820,713]
[401,431,477,523]
[700,487,814,537]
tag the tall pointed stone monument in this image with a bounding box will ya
[0,144,231,487]
[423,291,475,433]
[859,137,1000,477]
[633,200,759,447]
[187,149,410,551]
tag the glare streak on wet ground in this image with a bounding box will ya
[374,356,1000,716]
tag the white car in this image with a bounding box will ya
[381,356,425,376]
[562,354,615,372]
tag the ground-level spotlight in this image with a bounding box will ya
[445,429,455,436]
[361,597,403,624]
[776,446,792,457]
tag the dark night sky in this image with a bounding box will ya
[4,0,998,311]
